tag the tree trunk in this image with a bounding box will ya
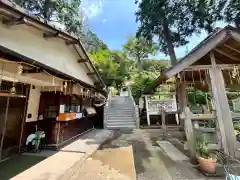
[162,18,177,65]
[43,0,51,21]
[137,55,142,70]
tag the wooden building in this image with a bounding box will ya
[0,0,106,161]
[144,25,240,159]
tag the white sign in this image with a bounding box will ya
[59,105,65,113]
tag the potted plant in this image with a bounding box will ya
[196,136,217,174]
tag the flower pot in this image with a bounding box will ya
[197,156,217,173]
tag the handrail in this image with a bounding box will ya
[106,87,112,107]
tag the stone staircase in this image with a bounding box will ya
[104,96,138,129]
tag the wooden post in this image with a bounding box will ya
[173,94,179,125]
[184,107,197,163]
[178,83,188,126]
[145,95,150,126]
[18,86,30,153]
[161,108,167,139]
[0,96,10,160]
[209,51,236,157]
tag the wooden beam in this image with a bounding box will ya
[22,68,42,74]
[65,40,78,46]
[43,32,59,39]
[78,59,88,63]
[215,48,240,61]
[231,31,240,43]
[186,64,239,71]
[94,82,101,86]
[2,17,26,26]
[87,72,95,75]
[223,44,240,55]
[165,31,228,78]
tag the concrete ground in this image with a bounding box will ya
[1,128,225,180]
[6,129,112,180]
[70,129,224,180]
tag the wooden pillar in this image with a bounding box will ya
[144,95,150,126]
[209,51,236,157]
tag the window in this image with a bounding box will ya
[44,105,57,118]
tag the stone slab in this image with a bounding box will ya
[91,145,136,180]
[156,141,189,161]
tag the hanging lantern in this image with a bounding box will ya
[52,77,55,86]
[10,83,16,94]
[18,64,23,75]
[64,81,67,95]
[228,70,233,84]
[64,81,67,89]
[0,62,4,86]
[232,66,237,79]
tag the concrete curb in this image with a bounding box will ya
[130,145,137,180]
[58,130,114,180]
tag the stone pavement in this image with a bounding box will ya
[98,129,224,180]
[11,129,113,180]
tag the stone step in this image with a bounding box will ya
[106,108,134,110]
[110,106,133,108]
[105,110,134,114]
[106,124,136,129]
[106,113,134,117]
[106,116,135,121]
[106,120,135,123]
[106,120,135,124]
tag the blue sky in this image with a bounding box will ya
[81,0,227,60]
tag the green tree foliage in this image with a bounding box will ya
[141,60,169,72]
[223,0,240,28]
[12,0,107,53]
[135,0,240,65]
[90,49,131,87]
[188,0,240,33]
[135,0,197,65]
[131,71,158,100]
[123,36,158,68]
[84,30,108,53]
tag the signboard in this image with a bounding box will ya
[148,99,177,114]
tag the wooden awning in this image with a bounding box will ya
[143,25,240,94]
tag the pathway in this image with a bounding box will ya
[10,129,112,180]
[71,129,224,180]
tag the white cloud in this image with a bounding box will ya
[102,18,107,23]
[81,0,104,19]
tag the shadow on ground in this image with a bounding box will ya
[99,129,153,176]
[0,155,45,180]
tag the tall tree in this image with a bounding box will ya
[136,0,240,66]
[135,0,197,65]
[123,36,157,68]
[189,0,240,32]
[223,0,240,28]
